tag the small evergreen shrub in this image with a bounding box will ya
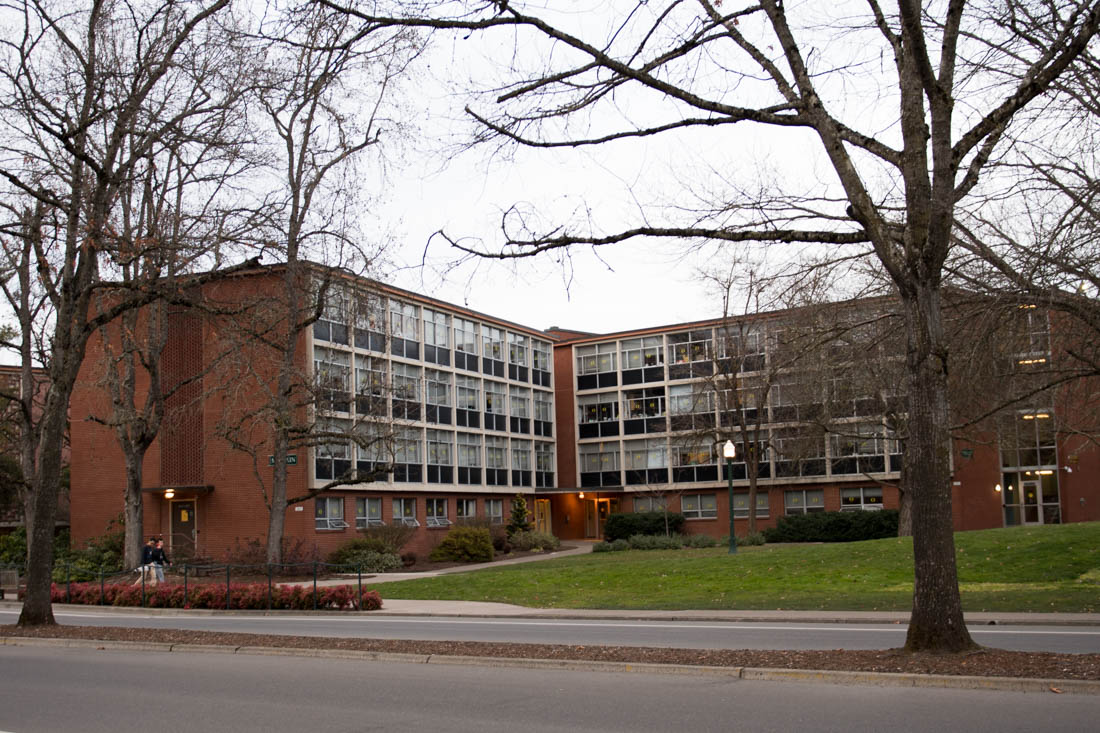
[506,494,531,536]
[738,532,767,546]
[609,539,630,551]
[592,541,613,553]
[627,533,683,550]
[328,539,402,572]
[763,509,899,543]
[603,511,685,542]
[509,530,560,552]
[682,533,719,548]
[428,526,494,563]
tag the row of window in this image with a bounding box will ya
[314,496,507,530]
[577,429,899,487]
[315,426,555,489]
[314,288,552,386]
[314,346,554,435]
[634,487,883,519]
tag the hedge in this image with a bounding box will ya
[762,509,899,543]
[45,581,382,611]
[603,511,685,542]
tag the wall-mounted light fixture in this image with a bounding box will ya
[164,489,175,499]
[993,483,1002,493]
[578,492,585,499]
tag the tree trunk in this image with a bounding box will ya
[901,285,976,652]
[123,452,144,571]
[897,483,913,537]
[18,393,69,626]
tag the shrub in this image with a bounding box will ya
[506,494,531,536]
[359,523,417,554]
[610,538,630,551]
[682,533,719,548]
[328,539,403,572]
[763,510,899,543]
[508,530,560,552]
[221,536,321,568]
[460,518,511,553]
[627,533,683,550]
[592,541,613,553]
[428,526,494,563]
[47,581,382,611]
[738,532,767,546]
[603,511,685,542]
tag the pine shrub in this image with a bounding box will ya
[603,511,685,542]
[762,510,899,543]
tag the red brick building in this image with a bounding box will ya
[69,267,1100,560]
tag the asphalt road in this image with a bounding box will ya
[1,646,1097,733]
[3,608,1098,653]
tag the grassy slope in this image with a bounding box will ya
[373,522,1100,612]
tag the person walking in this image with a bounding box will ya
[151,538,170,584]
[133,537,156,586]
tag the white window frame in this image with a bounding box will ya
[393,497,419,526]
[355,497,384,528]
[315,497,348,530]
[486,498,504,525]
[426,497,452,527]
[681,493,718,519]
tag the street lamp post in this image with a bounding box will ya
[723,440,737,554]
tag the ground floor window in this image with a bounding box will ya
[633,495,667,512]
[315,497,347,530]
[681,493,717,519]
[393,497,419,526]
[1001,471,1061,525]
[840,486,883,511]
[456,498,477,522]
[733,492,769,518]
[355,497,384,528]
[784,489,825,515]
[426,497,452,527]
[486,498,504,524]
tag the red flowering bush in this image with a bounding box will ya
[48,581,382,611]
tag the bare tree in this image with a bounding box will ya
[0,0,235,626]
[329,0,1100,653]
[213,3,421,565]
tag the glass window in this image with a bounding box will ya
[456,375,480,410]
[785,489,825,515]
[393,497,418,526]
[483,326,504,360]
[484,380,506,414]
[624,438,667,469]
[486,436,508,469]
[668,329,712,364]
[314,346,350,412]
[621,336,664,368]
[840,487,884,511]
[511,439,531,470]
[314,285,349,344]
[672,439,714,466]
[508,333,529,366]
[392,363,421,401]
[458,432,482,467]
[355,354,386,397]
[427,430,453,466]
[532,340,552,371]
[457,498,477,522]
[623,388,665,417]
[389,301,419,340]
[681,493,717,519]
[355,497,384,528]
[315,419,351,481]
[578,392,618,423]
[577,343,617,375]
[510,386,531,417]
[424,309,450,348]
[668,384,713,415]
[579,442,619,472]
[426,370,452,407]
[455,318,479,355]
[394,428,421,464]
[536,442,554,472]
[426,497,451,527]
[314,497,346,530]
[633,496,668,512]
[486,498,504,524]
[733,492,769,518]
[534,391,553,421]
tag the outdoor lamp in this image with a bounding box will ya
[164,489,175,499]
[723,440,737,554]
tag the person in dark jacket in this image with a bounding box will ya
[151,539,170,584]
[133,538,156,586]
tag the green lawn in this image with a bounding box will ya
[373,522,1100,612]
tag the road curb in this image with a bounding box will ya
[3,636,1097,694]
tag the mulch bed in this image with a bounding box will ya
[3,624,1098,681]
